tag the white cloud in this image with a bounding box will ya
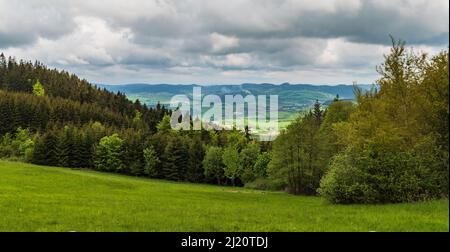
[210,33,240,53]
[0,0,447,84]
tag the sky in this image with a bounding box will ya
[0,0,448,85]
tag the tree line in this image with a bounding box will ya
[0,54,270,185]
[0,118,271,185]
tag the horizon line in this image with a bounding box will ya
[97,82,374,87]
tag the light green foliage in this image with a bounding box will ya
[32,80,45,96]
[94,134,125,172]
[253,152,271,178]
[0,161,448,231]
[0,134,13,157]
[239,143,260,183]
[319,136,446,203]
[156,114,172,133]
[133,110,142,123]
[21,138,35,162]
[225,130,247,150]
[209,130,219,146]
[319,40,449,203]
[143,146,160,177]
[0,127,34,161]
[222,146,241,185]
[220,131,250,185]
[203,146,225,184]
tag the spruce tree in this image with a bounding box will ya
[32,130,58,166]
[57,126,74,167]
[163,136,188,181]
[313,99,323,126]
[187,136,205,182]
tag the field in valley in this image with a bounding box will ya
[0,160,448,232]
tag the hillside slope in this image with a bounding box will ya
[0,54,168,134]
[0,161,447,232]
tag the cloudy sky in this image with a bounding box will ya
[0,0,448,85]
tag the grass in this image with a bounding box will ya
[0,160,448,232]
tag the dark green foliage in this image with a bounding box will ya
[268,98,355,195]
[187,135,205,182]
[145,133,168,178]
[0,55,168,136]
[268,112,323,195]
[313,99,323,126]
[32,130,58,166]
[57,126,74,167]
[122,129,146,175]
[0,54,168,174]
[244,178,279,191]
[163,136,189,181]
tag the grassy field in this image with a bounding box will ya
[0,160,448,232]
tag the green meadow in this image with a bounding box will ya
[0,160,448,232]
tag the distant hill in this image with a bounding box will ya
[98,83,373,130]
[97,83,373,108]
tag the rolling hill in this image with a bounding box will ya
[98,83,373,107]
[98,83,373,130]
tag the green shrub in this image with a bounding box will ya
[317,152,377,204]
[0,128,35,161]
[319,136,448,204]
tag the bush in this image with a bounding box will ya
[317,153,377,204]
[318,136,448,204]
[0,128,35,161]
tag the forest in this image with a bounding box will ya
[0,40,448,204]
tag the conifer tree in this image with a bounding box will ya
[187,136,205,182]
[143,145,160,177]
[163,136,188,181]
[32,130,58,166]
[57,126,74,167]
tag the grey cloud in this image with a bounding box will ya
[0,0,76,48]
[77,0,447,45]
[0,0,447,84]
[195,0,448,45]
